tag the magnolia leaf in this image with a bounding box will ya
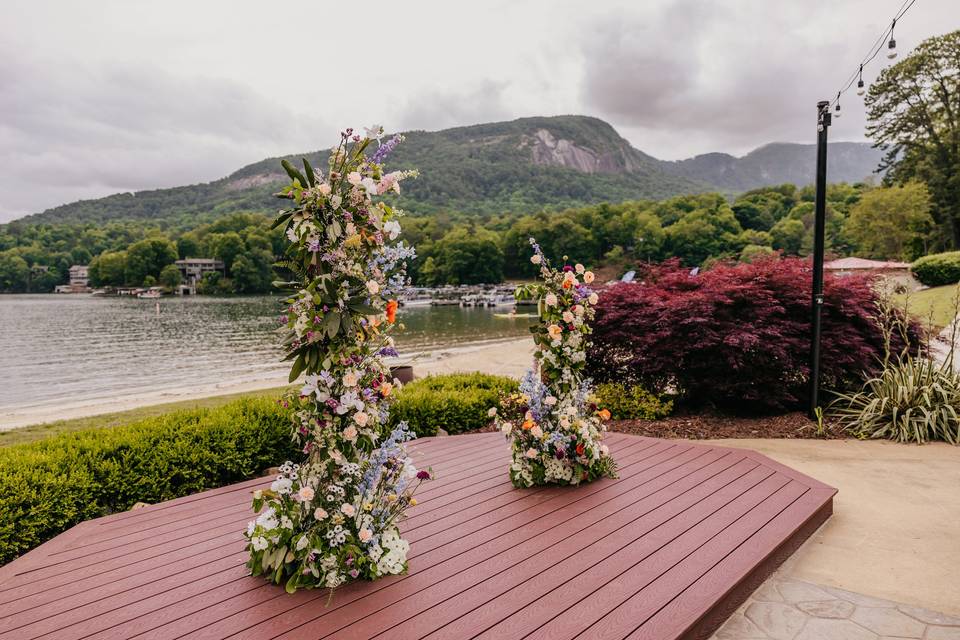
[302,158,317,187]
[288,353,306,382]
[281,159,307,186]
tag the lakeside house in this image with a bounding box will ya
[174,258,225,294]
[54,264,92,293]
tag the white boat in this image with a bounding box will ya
[137,288,162,299]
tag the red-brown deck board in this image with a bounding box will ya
[0,432,834,640]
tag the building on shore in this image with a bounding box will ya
[174,258,225,294]
[55,265,92,293]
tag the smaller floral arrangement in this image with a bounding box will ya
[491,239,616,487]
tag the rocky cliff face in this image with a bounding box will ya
[524,128,649,174]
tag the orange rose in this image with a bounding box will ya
[522,420,536,431]
[386,299,398,323]
[562,279,573,289]
[598,408,611,420]
[576,442,585,456]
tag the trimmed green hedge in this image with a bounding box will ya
[912,251,960,287]
[389,373,518,436]
[593,383,674,420]
[0,397,294,566]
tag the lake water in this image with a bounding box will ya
[0,295,534,422]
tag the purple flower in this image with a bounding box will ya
[377,346,399,358]
[307,239,321,252]
[416,470,431,480]
[371,134,402,163]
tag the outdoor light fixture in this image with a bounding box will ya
[887,19,898,59]
[834,93,841,118]
[857,64,865,95]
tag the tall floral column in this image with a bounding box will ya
[493,238,616,487]
[244,127,430,593]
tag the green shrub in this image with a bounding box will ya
[0,397,294,566]
[830,354,960,444]
[912,251,960,287]
[592,383,674,420]
[389,373,517,436]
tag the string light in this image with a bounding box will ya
[828,0,918,110]
[887,19,898,59]
[834,92,842,118]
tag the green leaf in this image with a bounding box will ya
[302,158,317,187]
[288,353,306,383]
[271,211,294,229]
[349,302,379,316]
[325,311,341,339]
[281,159,307,186]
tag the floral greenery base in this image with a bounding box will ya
[244,127,430,592]
[492,238,616,488]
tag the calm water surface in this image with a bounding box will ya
[0,295,533,414]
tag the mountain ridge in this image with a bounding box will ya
[14,115,883,225]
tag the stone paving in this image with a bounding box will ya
[711,575,960,640]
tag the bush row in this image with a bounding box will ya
[912,251,960,287]
[0,397,295,566]
[592,383,674,420]
[389,373,518,436]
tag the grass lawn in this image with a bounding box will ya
[897,284,960,330]
[0,385,291,448]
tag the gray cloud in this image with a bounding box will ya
[398,80,512,132]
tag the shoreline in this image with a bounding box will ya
[0,337,535,431]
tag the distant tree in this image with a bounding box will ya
[632,211,666,262]
[0,252,30,292]
[159,263,182,290]
[210,232,245,274]
[177,235,201,259]
[664,205,742,266]
[231,250,273,293]
[740,244,776,263]
[125,238,178,285]
[770,218,805,255]
[143,275,157,287]
[847,183,934,261]
[432,227,504,284]
[88,250,128,286]
[866,30,960,249]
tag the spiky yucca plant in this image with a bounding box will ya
[831,284,960,444]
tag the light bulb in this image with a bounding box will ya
[887,37,897,59]
[834,102,841,118]
[857,79,865,96]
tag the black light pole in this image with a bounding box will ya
[808,100,831,418]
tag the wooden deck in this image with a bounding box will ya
[0,432,835,640]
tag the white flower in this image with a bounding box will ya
[573,304,584,316]
[329,194,342,209]
[353,411,369,427]
[544,293,558,306]
[359,528,373,542]
[588,292,599,305]
[314,507,328,520]
[342,370,360,387]
[343,425,358,441]
[531,425,543,438]
[583,271,596,284]
[531,254,542,265]
[361,176,378,195]
[525,448,539,459]
[366,280,380,295]
[347,171,362,185]
[487,407,498,417]
[280,516,294,529]
[253,489,262,500]
[365,124,383,140]
[575,263,585,274]
[560,416,571,428]
[298,486,315,501]
[545,396,557,406]
[252,536,269,551]
[341,503,356,517]
[562,311,575,323]
[383,219,402,240]
[501,422,513,435]
[270,477,293,495]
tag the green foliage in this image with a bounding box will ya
[866,30,960,250]
[912,251,960,287]
[159,263,182,289]
[125,237,178,286]
[424,227,504,285]
[592,383,674,420]
[830,354,960,444]
[0,252,29,292]
[388,373,517,436]
[0,397,294,566]
[846,182,934,261]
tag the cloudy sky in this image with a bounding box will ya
[1,0,956,222]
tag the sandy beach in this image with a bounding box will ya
[0,338,535,431]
